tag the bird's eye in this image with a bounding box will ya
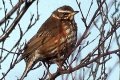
[59,13,69,19]
[63,13,68,16]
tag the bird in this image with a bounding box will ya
[19,5,78,80]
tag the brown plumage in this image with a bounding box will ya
[20,5,78,80]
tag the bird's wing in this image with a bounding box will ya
[23,18,61,58]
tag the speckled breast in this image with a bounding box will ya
[45,20,77,59]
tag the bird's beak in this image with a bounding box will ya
[71,11,79,15]
[69,11,79,20]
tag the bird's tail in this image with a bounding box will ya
[19,52,41,80]
[16,55,23,64]
[19,60,34,80]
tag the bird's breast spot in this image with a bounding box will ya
[65,29,70,34]
[60,37,66,43]
[67,33,76,43]
[67,38,72,43]
[62,25,68,29]
[67,31,74,38]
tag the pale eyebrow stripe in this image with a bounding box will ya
[57,9,71,13]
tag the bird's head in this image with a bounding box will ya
[52,6,79,20]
